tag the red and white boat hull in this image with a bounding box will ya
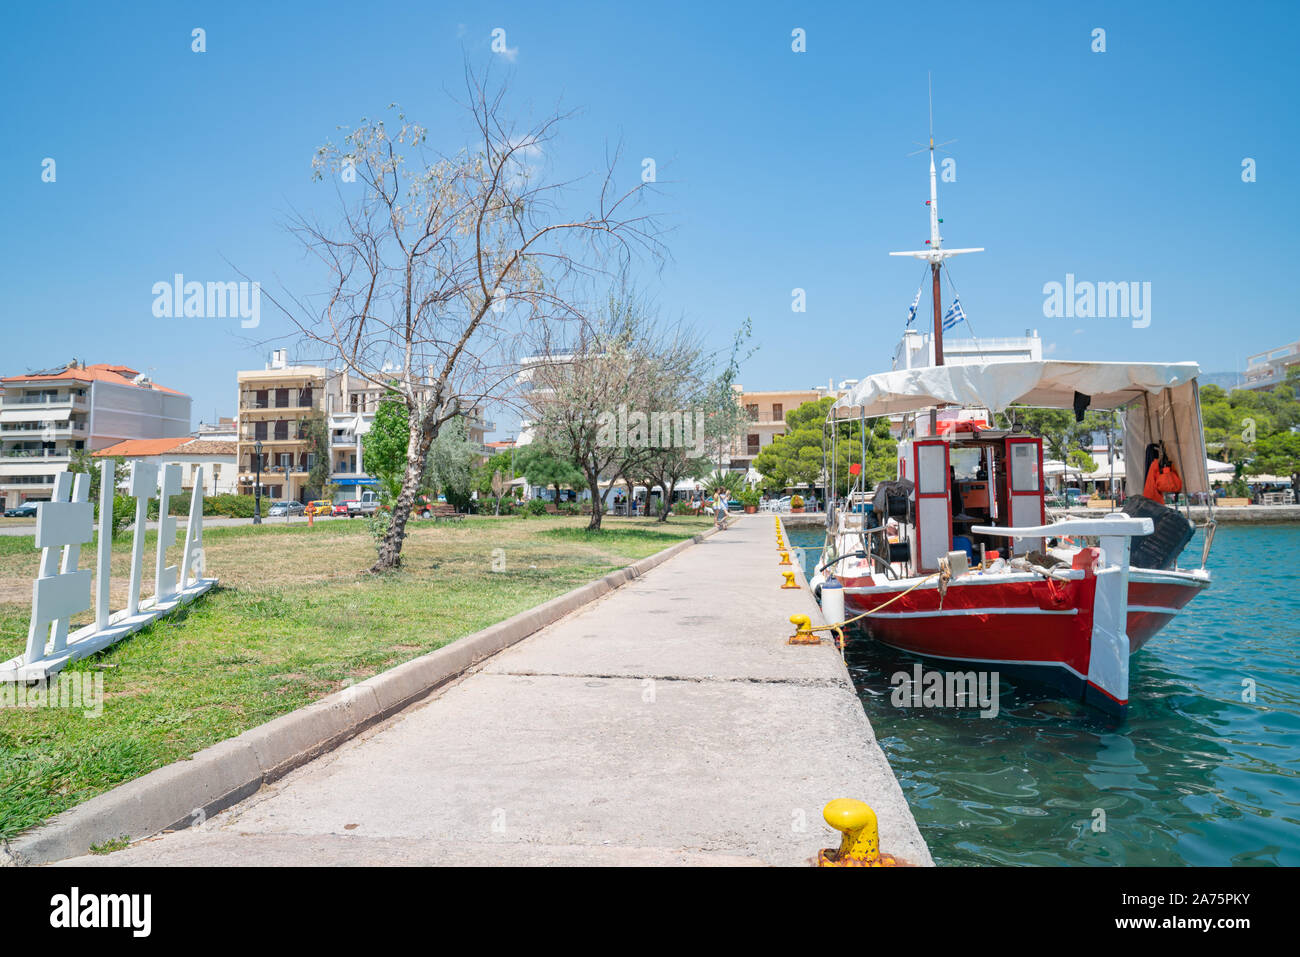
[839,555,1209,716]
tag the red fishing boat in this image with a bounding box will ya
[810,129,1214,717]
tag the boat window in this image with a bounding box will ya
[917,444,947,494]
[1010,443,1040,492]
[950,447,982,479]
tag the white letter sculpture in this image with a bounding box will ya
[0,460,217,682]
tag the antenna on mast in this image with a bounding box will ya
[928,71,934,149]
[889,74,983,366]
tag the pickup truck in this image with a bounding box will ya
[345,492,380,517]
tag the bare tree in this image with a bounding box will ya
[527,285,711,528]
[274,68,661,570]
[524,287,648,530]
[619,328,712,522]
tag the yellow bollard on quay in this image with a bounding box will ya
[817,799,901,867]
[778,550,792,565]
[787,614,820,645]
[780,571,799,589]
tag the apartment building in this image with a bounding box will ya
[728,384,844,473]
[194,416,237,441]
[1243,340,1300,391]
[236,359,495,505]
[235,350,327,502]
[0,361,191,508]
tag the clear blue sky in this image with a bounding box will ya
[3,0,1296,435]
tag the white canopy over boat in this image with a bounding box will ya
[831,360,1201,417]
[831,360,1210,496]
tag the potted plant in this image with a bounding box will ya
[790,494,805,513]
[738,487,761,513]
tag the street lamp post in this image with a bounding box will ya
[253,439,263,525]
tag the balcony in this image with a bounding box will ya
[1,449,72,460]
[239,390,317,413]
[0,422,87,436]
[240,424,312,442]
[3,393,88,408]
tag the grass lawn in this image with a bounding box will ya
[0,514,712,840]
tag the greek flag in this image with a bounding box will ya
[906,285,922,326]
[942,297,967,331]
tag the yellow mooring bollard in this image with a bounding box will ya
[780,570,799,589]
[778,550,792,565]
[817,799,901,867]
[787,614,820,645]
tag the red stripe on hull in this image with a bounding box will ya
[840,571,1207,670]
[842,575,1096,676]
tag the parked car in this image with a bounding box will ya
[331,502,350,517]
[346,491,380,517]
[305,499,333,516]
[3,502,39,518]
[268,500,306,517]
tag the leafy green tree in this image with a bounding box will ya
[1200,375,1300,475]
[1067,448,1097,474]
[1250,431,1300,489]
[752,396,896,496]
[362,399,412,485]
[515,444,587,504]
[474,450,516,514]
[424,416,479,511]
[704,470,744,498]
[302,410,331,497]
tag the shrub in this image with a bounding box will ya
[791,494,804,508]
[365,508,391,548]
[738,488,761,508]
[110,494,135,539]
[525,498,549,517]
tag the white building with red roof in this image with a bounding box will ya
[93,437,237,496]
[0,361,192,507]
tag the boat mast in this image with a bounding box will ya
[890,74,983,367]
[927,137,944,364]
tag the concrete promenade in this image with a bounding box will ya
[60,514,931,867]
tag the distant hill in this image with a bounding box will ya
[1199,371,1246,390]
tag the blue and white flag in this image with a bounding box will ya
[906,285,922,326]
[942,297,967,331]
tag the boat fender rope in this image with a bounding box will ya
[806,571,942,633]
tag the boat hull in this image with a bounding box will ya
[839,568,1209,716]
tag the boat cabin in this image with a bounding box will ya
[897,425,1046,573]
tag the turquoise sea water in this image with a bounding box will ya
[788,523,1300,866]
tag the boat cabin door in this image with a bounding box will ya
[1001,436,1046,555]
[912,439,952,572]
